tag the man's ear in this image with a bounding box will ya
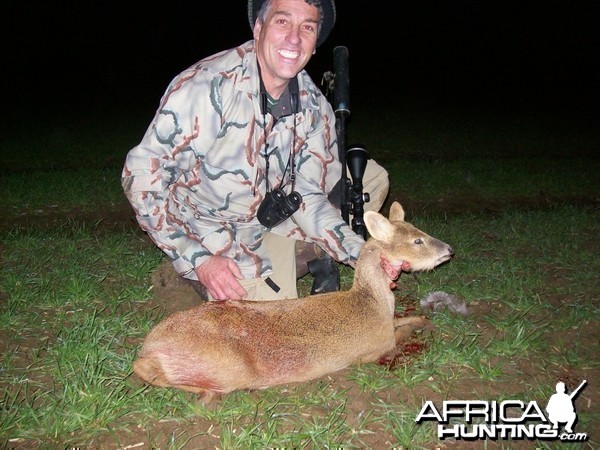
[253,21,262,41]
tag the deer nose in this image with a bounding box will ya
[447,247,454,256]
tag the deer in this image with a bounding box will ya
[133,201,454,401]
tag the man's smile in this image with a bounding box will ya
[278,49,299,59]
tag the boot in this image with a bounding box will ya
[307,253,340,294]
[295,241,323,279]
[296,241,340,294]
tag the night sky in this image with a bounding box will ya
[5,1,597,119]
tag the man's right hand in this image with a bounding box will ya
[195,256,248,300]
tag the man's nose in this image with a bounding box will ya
[286,27,301,44]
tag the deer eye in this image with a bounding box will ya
[414,238,423,245]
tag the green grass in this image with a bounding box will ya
[2,169,125,212]
[1,103,598,448]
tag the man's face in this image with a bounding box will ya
[254,0,319,93]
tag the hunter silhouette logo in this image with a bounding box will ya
[546,380,587,434]
[415,379,589,442]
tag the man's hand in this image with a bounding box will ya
[195,256,247,300]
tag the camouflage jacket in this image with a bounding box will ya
[121,40,364,281]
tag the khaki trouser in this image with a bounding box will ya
[207,159,389,301]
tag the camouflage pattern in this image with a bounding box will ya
[122,40,364,281]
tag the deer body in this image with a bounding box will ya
[133,202,453,398]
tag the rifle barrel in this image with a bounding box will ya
[333,46,350,117]
[333,46,351,223]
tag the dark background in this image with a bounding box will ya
[4,1,598,122]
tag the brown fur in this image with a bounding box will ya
[133,201,453,400]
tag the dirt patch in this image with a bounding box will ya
[147,258,207,315]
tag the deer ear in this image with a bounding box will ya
[389,201,405,222]
[364,211,395,241]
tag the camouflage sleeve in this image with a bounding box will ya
[290,105,365,266]
[121,69,217,278]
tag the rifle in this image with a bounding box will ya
[331,46,370,239]
[308,46,370,295]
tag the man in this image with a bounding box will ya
[121,0,389,301]
[546,382,578,433]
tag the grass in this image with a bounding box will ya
[0,100,598,448]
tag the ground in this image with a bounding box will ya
[2,194,598,449]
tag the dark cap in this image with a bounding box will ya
[247,0,336,47]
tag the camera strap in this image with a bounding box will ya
[258,72,300,195]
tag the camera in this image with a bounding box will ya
[257,188,302,228]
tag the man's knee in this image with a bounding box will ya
[362,159,389,212]
[262,232,298,299]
